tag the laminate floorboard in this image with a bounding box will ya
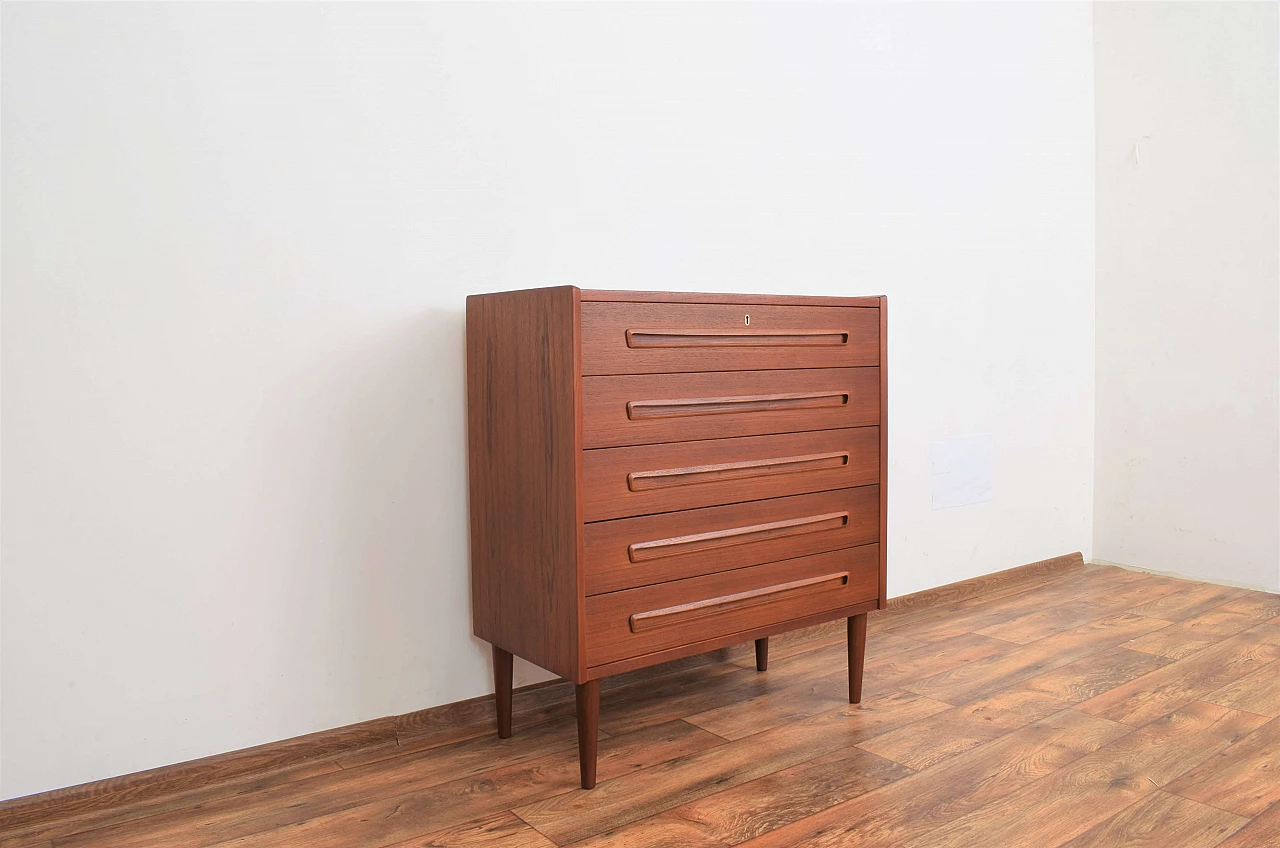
[9,566,1280,848]
[1215,800,1280,848]
[1055,791,1248,848]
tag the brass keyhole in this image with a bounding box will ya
[744,315,750,326]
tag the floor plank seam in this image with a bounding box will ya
[1162,786,1264,820]
[679,718,733,743]
[510,808,561,846]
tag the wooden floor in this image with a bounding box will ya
[6,563,1280,848]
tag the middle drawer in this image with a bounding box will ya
[582,367,879,448]
[585,486,879,594]
[583,427,879,522]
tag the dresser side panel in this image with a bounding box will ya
[878,296,889,609]
[466,286,581,680]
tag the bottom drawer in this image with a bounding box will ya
[585,545,879,668]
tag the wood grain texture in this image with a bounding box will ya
[862,647,1175,772]
[595,640,889,738]
[1124,592,1280,660]
[580,301,879,375]
[585,547,878,667]
[1077,623,1280,726]
[1214,799,1280,848]
[1017,645,1177,703]
[683,639,991,741]
[1128,581,1250,622]
[568,745,911,848]
[857,686,1068,770]
[0,762,349,848]
[1055,791,1248,848]
[1167,716,1280,817]
[583,487,878,595]
[50,719,590,848]
[0,717,398,835]
[579,289,883,308]
[385,811,557,848]
[897,565,1152,644]
[1202,660,1280,717]
[738,708,1132,848]
[582,367,879,448]
[903,612,1171,705]
[392,676,578,747]
[848,613,867,703]
[584,598,879,679]
[559,815,733,848]
[0,554,1072,842]
[972,575,1185,644]
[195,721,718,848]
[466,286,582,680]
[851,632,1013,697]
[880,552,1085,617]
[582,427,878,522]
[877,295,888,608]
[872,562,1123,647]
[512,695,940,845]
[897,701,1268,848]
[575,681,601,790]
[379,643,753,757]
[720,614,894,671]
[16,565,1280,848]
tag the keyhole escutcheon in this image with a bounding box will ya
[744,315,750,326]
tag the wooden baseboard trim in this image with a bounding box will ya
[885,551,1085,613]
[0,550,1084,833]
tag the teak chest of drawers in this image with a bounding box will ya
[466,287,887,788]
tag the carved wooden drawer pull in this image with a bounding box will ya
[627,391,850,420]
[625,329,849,349]
[629,572,851,632]
[627,451,850,491]
[628,512,850,562]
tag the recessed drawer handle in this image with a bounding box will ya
[626,329,849,349]
[627,452,850,491]
[629,572,850,632]
[628,512,850,563]
[627,392,850,420]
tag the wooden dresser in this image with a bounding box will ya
[466,287,886,789]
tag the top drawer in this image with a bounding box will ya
[581,302,880,375]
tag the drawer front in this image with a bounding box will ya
[585,545,880,668]
[582,368,879,449]
[584,487,879,594]
[581,302,879,375]
[583,427,878,522]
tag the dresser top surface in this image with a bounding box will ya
[466,287,882,309]
[581,289,881,308]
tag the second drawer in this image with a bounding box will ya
[585,545,880,668]
[582,367,880,448]
[585,486,879,594]
[583,427,879,522]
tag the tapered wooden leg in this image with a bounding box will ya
[848,613,868,704]
[493,645,513,739]
[576,679,600,789]
[755,637,769,671]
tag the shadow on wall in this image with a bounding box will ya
[253,305,510,728]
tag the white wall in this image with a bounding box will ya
[0,2,1095,799]
[1093,2,1280,593]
